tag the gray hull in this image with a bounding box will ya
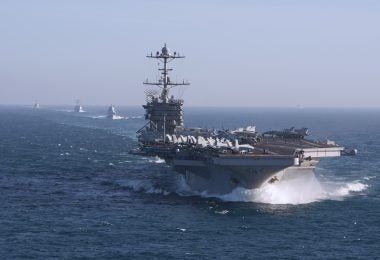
[172,160,317,194]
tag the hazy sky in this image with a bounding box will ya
[1,0,379,107]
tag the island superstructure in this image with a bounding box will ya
[138,44,189,143]
[132,44,357,194]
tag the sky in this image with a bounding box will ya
[0,0,379,107]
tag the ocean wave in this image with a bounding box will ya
[148,156,165,164]
[214,210,229,215]
[122,179,170,195]
[363,176,376,180]
[326,182,367,198]
[88,115,128,120]
[90,115,106,119]
[54,109,73,112]
[112,115,126,120]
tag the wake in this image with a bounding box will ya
[122,173,367,205]
[202,172,368,205]
[89,115,127,119]
[122,157,369,205]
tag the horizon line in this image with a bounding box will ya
[1,103,380,109]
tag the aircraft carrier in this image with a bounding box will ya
[131,44,357,194]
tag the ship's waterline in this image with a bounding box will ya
[172,160,317,194]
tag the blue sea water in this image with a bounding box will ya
[0,106,379,259]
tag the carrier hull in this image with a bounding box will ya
[181,165,315,195]
[169,156,319,194]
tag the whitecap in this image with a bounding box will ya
[214,210,229,215]
[123,179,169,195]
[327,182,367,197]
[111,115,124,120]
[54,109,72,112]
[90,115,106,119]
[148,156,165,164]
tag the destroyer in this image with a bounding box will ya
[74,100,84,113]
[33,100,40,109]
[107,105,117,119]
[131,44,357,194]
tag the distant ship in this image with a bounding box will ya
[33,101,40,109]
[107,105,117,119]
[74,100,84,113]
[131,45,357,194]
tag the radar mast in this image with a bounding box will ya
[144,44,190,103]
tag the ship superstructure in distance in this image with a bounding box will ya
[74,100,84,113]
[34,101,40,109]
[107,105,117,119]
[131,44,357,194]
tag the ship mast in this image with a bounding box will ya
[144,44,190,103]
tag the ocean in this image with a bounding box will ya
[0,106,379,259]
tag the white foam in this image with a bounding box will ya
[180,173,368,205]
[100,221,113,226]
[241,176,366,204]
[112,116,124,120]
[124,179,170,195]
[148,156,165,164]
[327,182,367,197]
[54,109,72,112]
[89,115,128,120]
[214,210,229,215]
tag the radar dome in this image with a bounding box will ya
[162,45,170,56]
